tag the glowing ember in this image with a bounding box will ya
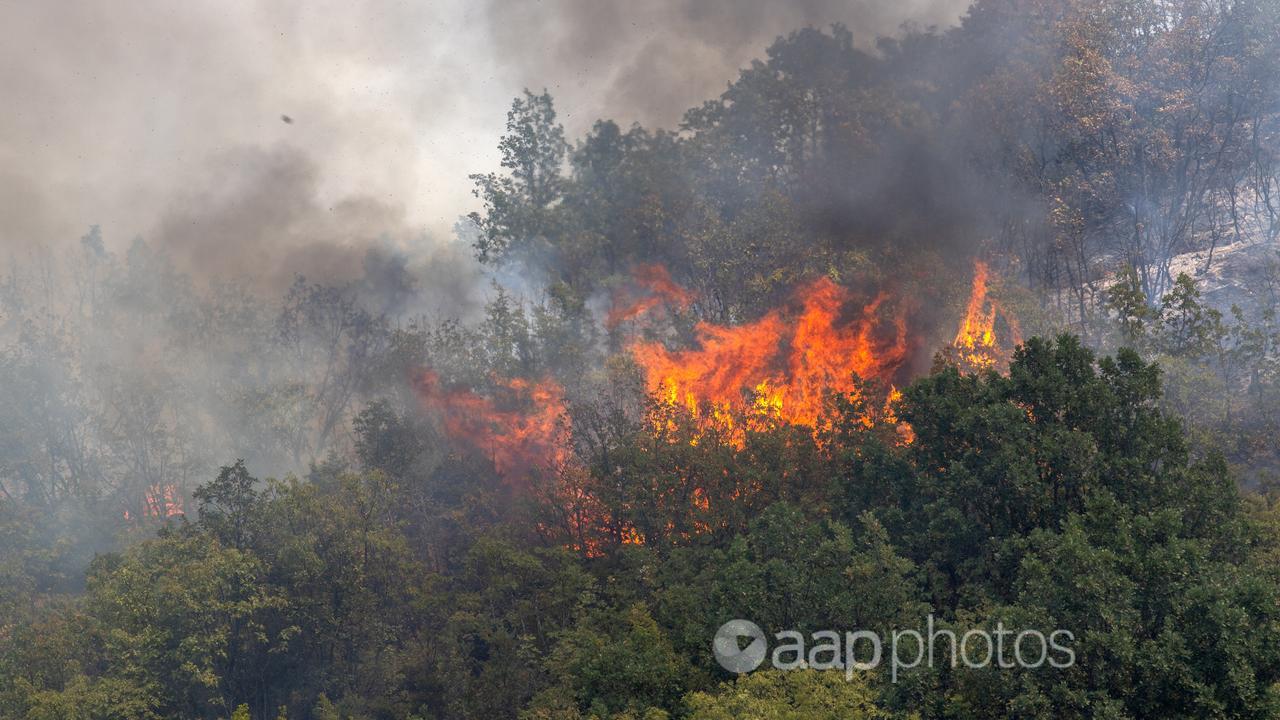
[949,261,1021,372]
[413,371,571,482]
[629,277,911,435]
[607,264,694,327]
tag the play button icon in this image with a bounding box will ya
[713,619,768,673]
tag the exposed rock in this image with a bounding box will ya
[1168,239,1280,319]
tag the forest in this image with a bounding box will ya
[4,0,1280,718]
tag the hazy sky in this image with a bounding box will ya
[0,0,968,281]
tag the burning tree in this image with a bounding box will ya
[939,261,1023,374]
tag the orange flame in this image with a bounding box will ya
[629,277,911,435]
[607,264,694,327]
[413,371,570,482]
[410,266,1029,554]
[950,261,1021,372]
[123,484,185,521]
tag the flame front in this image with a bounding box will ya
[411,265,1016,477]
[629,277,911,434]
[408,262,1025,554]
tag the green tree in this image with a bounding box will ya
[1157,273,1224,359]
[685,669,898,720]
[838,334,1280,717]
[194,460,260,551]
[1104,265,1155,348]
[470,90,569,264]
[537,604,688,719]
[84,532,284,718]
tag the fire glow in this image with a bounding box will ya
[950,261,1022,373]
[123,484,185,521]
[412,261,1012,485]
[628,277,911,435]
[412,371,571,482]
[606,264,693,327]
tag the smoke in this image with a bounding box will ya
[154,145,404,287]
[0,0,487,270]
[0,0,969,290]
[0,0,978,556]
[481,0,970,129]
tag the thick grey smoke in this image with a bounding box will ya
[482,0,969,130]
[0,0,968,287]
[154,145,403,286]
[0,1,488,267]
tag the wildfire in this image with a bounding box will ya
[411,262,1019,477]
[410,262,1022,555]
[411,270,919,556]
[412,371,571,482]
[123,484,185,521]
[607,264,693,327]
[949,261,1022,372]
[628,277,911,436]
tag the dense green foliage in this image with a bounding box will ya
[5,337,1280,719]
